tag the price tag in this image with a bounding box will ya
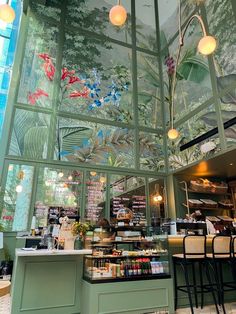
[52,224,60,237]
[118,221,125,226]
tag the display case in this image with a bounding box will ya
[83,226,170,283]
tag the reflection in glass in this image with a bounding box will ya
[35,167,82,227]
[17,16,58,107]
[110,174,146,225]
[85,171,106,223]
[149,178,166,222]
[56,117,135,168]
[0,164,34,231]
[9,109,50,159]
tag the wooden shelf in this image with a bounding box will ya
[181,187,231,196]
[182,203,235,211]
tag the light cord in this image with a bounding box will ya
[170,0,207,129]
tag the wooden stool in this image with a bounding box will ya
[173,235,219,314]
[207,235,232,314]
[0,280,11,297]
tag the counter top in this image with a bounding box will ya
[15,248,92,257]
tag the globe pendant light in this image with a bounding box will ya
[0,2,15,23]
[109,0,127,26]
[198,35,217,56]
[168,1,217,140]
[168,128,179,140]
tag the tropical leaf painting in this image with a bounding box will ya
[168,106,220,170]
[56,118,135,168]
[9,109,50,159]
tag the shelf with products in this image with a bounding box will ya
[83,226,170,283]
[180,187,231,196]
[182,203,235,211]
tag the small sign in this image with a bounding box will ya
[52,224,60,237]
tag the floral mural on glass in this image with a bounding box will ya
[206,0,236,147]
[56,117,135,168]
[0,164,34,231]
[168,105,220,170]
[17,15,58,107]
[60,33,132,123]
[139,132,164,171]
[9,109,50,159]
[137,52,162,129]
[66,0,131,44]
[135,0,157,51]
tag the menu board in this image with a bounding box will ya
[86,180,105,221]
[111,195,146,223]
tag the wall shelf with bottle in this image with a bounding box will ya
[83,226,170,283]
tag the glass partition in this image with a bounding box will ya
[35,167,82,227]
[0,163,34,231]
[110,174,146,225]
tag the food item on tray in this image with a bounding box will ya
[206,216,220,222]
[190,178,228,193]
[218,199,234,208]
[217,215,233,222]
[199,199,218,208]
[188,199,203,207]
[116,207,133,221]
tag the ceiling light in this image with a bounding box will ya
[16,185,23,193]
[168,128,179,140]
[0,3,15,23]
[109,1,127,26]
[198,35,217,55]
[58,171,64,178]
[153,195,163,202]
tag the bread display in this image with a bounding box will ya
[190,178,228,194]
[218,199,234,209]
[199,199,218,208]
[188,199,203,208]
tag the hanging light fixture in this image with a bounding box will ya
[0,1,15,23]
[168,1,217,140]
[153,195,163,202]
[109,0,127,26]
[16,184,23,193]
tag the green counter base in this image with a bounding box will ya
[81,278,174,314]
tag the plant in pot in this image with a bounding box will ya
[71,222,91,250]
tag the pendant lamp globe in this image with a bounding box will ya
[198,35,217,55]
[168,128,179,140]
[109,1,127,26]
[0,3,15,23]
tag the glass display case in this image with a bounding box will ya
[83,226,170,283]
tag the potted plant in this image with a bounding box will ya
[71,222,91,250]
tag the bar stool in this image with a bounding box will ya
[206,235,231,314]
[231,236,236,282]
[172,235,219,314]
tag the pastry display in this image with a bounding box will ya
[216,215,233,222]
[218,199,234,209]
[188,199,203,208]
[190,178,228,194]
[116,207,133,221]
[199,199,218,208]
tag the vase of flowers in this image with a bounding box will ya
[71,222,90,250]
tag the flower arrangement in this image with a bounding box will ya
[71,222,91,238]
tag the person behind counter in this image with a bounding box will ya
[94,218,115,241]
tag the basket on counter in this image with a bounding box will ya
[190,179,228,194]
